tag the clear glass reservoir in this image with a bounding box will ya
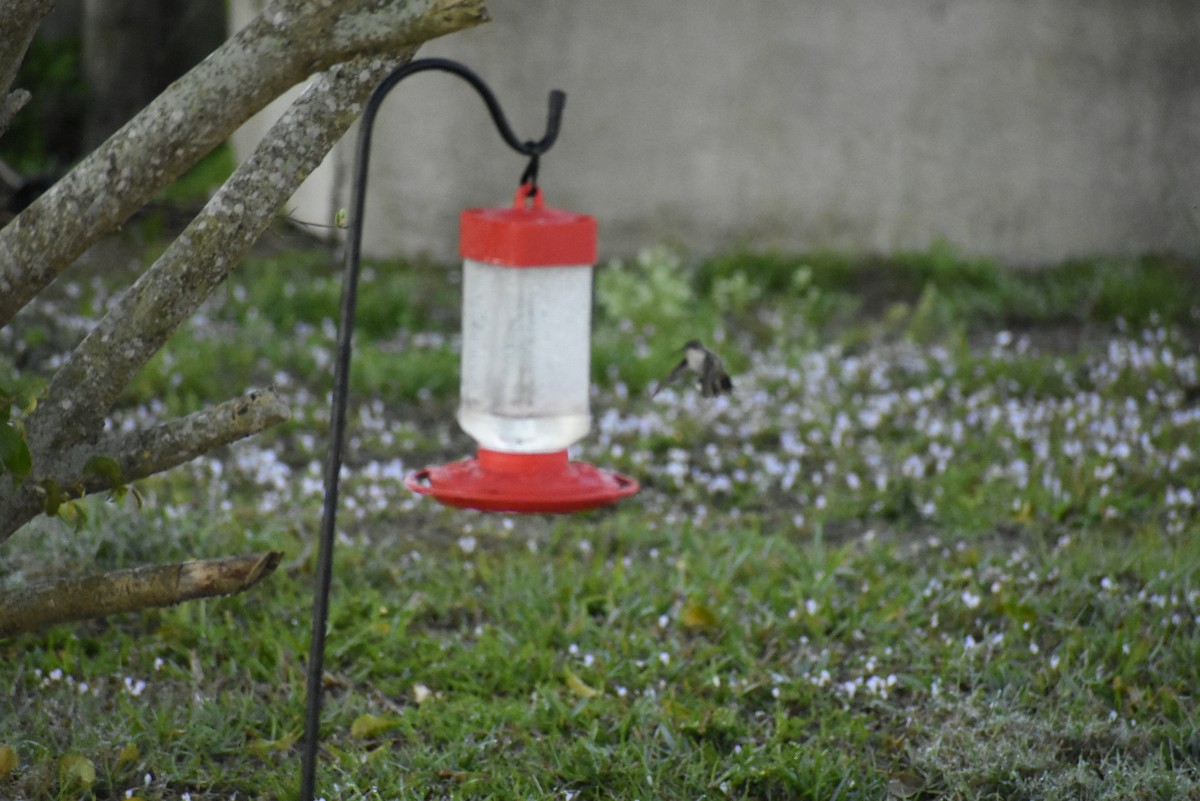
[455,187,598,454]
[458,258,593,452]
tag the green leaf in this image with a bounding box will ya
[350,714,401,739]
[0,422,31,482]
[58,500,88,531]
[42,479,62,517]
[82,455,123,489]
[0,744,18,778]
[565,669,602,699]
[58,753,96,787]
[680,599,719,630]
[246,731,297,759]
[115,742,139,770]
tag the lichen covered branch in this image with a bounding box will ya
[102,387,292,487]
[24,51,414,454]
[0,388,290,542]
[0,0,488,328]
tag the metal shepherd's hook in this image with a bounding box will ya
[298,58,566,801]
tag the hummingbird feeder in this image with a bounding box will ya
[404,183,638,512]
[301,58,638,801]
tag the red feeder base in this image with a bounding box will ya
[406,448,639,513]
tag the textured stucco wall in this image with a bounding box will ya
[231,0,1200,264]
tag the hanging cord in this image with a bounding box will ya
[298,58,566,801]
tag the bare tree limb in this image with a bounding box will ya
[0,0,488,328]
[0,551,284,637]
[0,0,53,103]
[0,388,290,541]
[24,50,411,456]
[102,387,292,485]
[0,0,52,142]
[0,88,30,141]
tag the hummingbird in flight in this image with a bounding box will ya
[650,340,734,398]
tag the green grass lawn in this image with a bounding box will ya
[1,239,1199,800]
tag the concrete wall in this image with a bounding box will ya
[231,0,1200,264]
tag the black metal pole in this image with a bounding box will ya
[297,58,566,801]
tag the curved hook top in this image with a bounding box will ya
[363,57,566,158]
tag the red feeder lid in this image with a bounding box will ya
[406,448,638,514]
[461,185,597,267]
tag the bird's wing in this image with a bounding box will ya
[649,358,689,398]
[700,355,734,397]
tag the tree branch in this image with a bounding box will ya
[0,0,488,328]
[24,50,410,455]
[100,387,292,487]
[0,0,52,142]
[0,551,284,638]
[0,89,30,141]
[329,0,491,54]
[0,0,53,108]
[1,388,290,542]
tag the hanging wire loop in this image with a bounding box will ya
[298,58,567,801]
